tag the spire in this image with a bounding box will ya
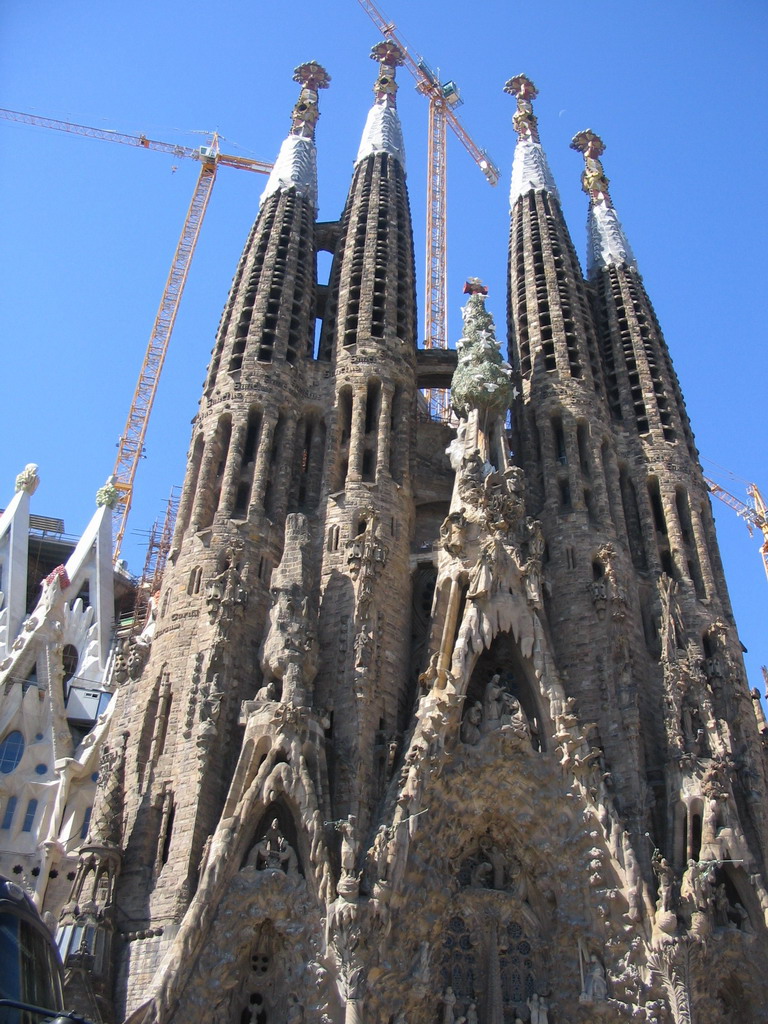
[570,129,636,276]
[355,40,406,169]
[451,281,514,419]
[260,60,330,209]
[504,74,559,206]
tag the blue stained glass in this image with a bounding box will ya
[1,796,17,829]
[0,731,24,774]
[22,798,38,832]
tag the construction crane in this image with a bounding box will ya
[0,108,272,562]
[705,477,768,583]
[132,487,180,633]
[355,1,500,418]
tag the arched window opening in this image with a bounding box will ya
[463,634,544,752]
[1,796,18,830]
[21,798,38,832]
[62,644,79,693]
[187,567,203,596]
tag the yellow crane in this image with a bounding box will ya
[0,108,272,561]
[704,477,768,583]
[355,1,500,418]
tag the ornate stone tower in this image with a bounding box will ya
[60,55,768,1024]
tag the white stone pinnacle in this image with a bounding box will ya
[587,201,637,276]
[509,136,559,207]
[259,134,318,209]
[355,98,406,171]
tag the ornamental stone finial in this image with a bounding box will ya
[463,278,488,296]
[370,41,404,103]
[503,74,540,143]
[96,476,120,509]
[570,129,612,207]
[289,61,330,139]
[15,463,40,495]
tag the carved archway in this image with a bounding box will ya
[462,630,546,751]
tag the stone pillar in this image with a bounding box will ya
[218,420,248,518]
[689,502,716,599]
[272,415,298,522]
[562,419,585,511]
[438,578,463,685]
[306,416,326,505]
[376,385,393,480]
[660,487,689,582]
[636,478,662,575]
[601,443,627,540]
[249,412,277,513]
[190,433,220,530]
[348,387,367,482]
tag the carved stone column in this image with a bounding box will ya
[218,419,248,518]
[347,387,368,482]
[376,384,394,480]
[248,412,278,513]
[190,431,221,530]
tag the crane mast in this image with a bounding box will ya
[355,1,499,419]
[0,108,272,562]
[112,152,217,559]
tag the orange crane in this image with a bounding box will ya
[355,1,500,418]
[705,477,768,583]
[0,108,272,561]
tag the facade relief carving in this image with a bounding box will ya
[206,546,249,628]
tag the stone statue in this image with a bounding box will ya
[651,848,675,912]
[500,691,530,740]
[337,815,359,877]
[680,859,713,915]
[477,834,506,889]
[246,818,298,876]
[581,954,607,1002]
[528,992,549,1024]
[439,508,467,557]
[482,674,504,733]
[286,995,304,1023]
[441,987,456,1024]
[461,701,483,745]
[255,680,277,702]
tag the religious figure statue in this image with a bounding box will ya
[581,954,607,1003]
[501,691,531,741]
[337,815,359,877]
[482,674,504,733]
[651,848,676,912]
[255,680,278,702]
[246,818,298,876]
[439,508,467,557]
[528,992,549,1024]
[461,701,483,745]
[441,987,457,1024]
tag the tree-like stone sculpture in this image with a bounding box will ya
[451,282,515,420]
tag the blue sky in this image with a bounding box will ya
[1,1,767,689]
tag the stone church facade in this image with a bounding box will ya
[58,46,768,1023]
